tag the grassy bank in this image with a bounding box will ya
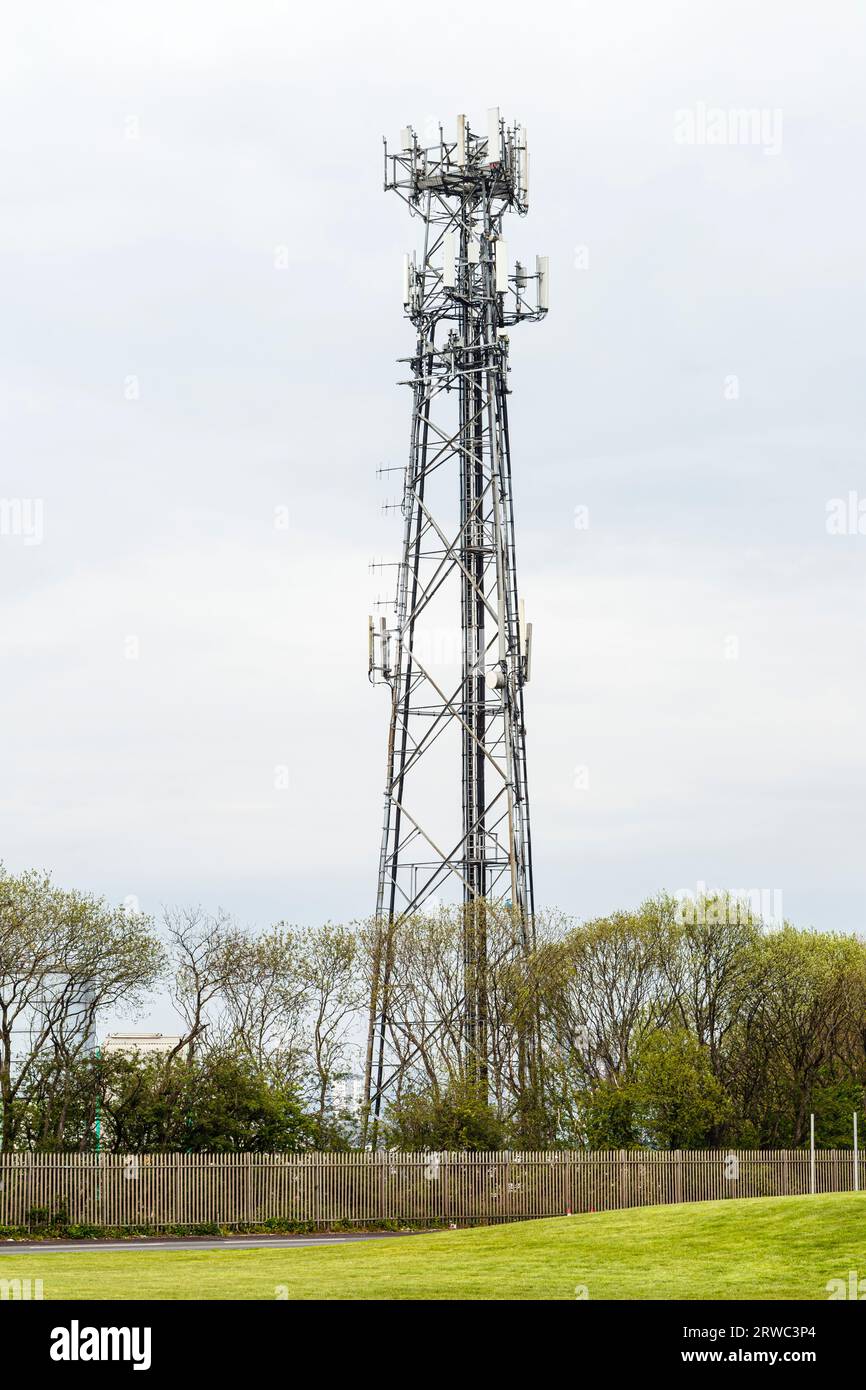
[2,1193,865,1300]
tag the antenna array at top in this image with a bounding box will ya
[386,107,529,209]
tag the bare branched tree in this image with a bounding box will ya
[164,907,246,1062]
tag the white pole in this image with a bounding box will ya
[810,1113,816,1195]
[855,1113,860,1193]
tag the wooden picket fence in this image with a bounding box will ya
[0,1149,859,1230]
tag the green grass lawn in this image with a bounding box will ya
[3,1194,866,1300]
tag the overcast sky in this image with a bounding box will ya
[3,2,866,1033]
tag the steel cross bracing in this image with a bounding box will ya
[363,111,548,1132]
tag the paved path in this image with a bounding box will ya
[0,1233,409,1255]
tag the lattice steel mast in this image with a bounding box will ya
[364,109,548,1132]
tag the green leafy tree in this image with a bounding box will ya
[631,1028,732,1150]
[101,1052,314,1153]
[728,928,866,1146]
[0,869,164,1149]
[383,1078,505,1151]
[577,1079,640,1149]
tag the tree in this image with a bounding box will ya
[383,1077,505,1151]
[164,907,246,1062]
[631,1028,732,1150]
[218,925,307,1071]
[296,924,363,1125]
[730,928,866,1146]
[536,901,676,1090]
[95,1052,314,1153]
[660,895,760,1073]
[0,868,164,1149]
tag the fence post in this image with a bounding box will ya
[810,1114,816,1195]
[674,1150,683,1204]
[855,1114,860,1193]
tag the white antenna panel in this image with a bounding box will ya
[456,114,466,166]
[495,239,508,293]
[487,106,501,161]
[400,127,412,150]
[536,254,549,310]
[468,236,480,265]
[442,231,456,288]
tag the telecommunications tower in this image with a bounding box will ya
[364,109,548,1130]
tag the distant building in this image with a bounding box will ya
[331,1073,365,1113]
[102,1033,182,1057]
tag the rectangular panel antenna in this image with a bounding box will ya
[487,107,501,162]
[443,231,456,287]
[536,254,549,310]
[495,239,508,293]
